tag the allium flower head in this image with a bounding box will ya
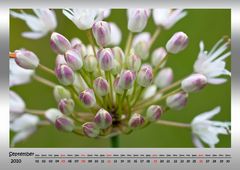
[10,9,57,39]
[193,38,231,84]
[191,106,231,148]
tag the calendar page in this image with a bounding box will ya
[0,0,239,170]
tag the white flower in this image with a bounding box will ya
[127,9,150,32]
[109,22,122,46]
[191,106,231,148]
[10,59,34,87]
[63,9,102,30]
[193,38,231,84]
[10,9,57,39]
[153,9,187,29]
[10,90,26,121]
[10,114,40,146]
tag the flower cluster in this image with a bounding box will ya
[9,8,231,147]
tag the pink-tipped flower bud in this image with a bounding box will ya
[146,105,163,122]
[92,21,111,47]
[55,54,67,66]
[137,64,153,87]
[55,64,75,86]
[64,49,83,71]
[119,70,136,90]
[79,89,96,108]
[97,48,114,71]
[128,113,145,128]
[166,92,188,110]
[50,32,71,54]
[166,32,189,54]
[181,74,207,93]
[126,51,141,71]
[53,85,71,102]
[93,77,109,96]
[58,98,75,115]
[111,59,121,75]
[114,75,124,94]
[82,122,100,138]
[55,116,74,132]
[71,38,87,57]
[151,47,167,68]
[112,46,125,64]
[155,67,174,88]
[83,55,98,72]
[14,49,39,70]
[94,108,112,129]
[45,108,63,124]
[128,9,149,32]
[134,41,149,60]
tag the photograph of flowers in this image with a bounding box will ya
[9,9,231,148]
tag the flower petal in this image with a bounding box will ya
[22,31,47,39]
[11,127,36,147]
[10,114,39,132]
[192,106,221,123]
[10,90,25,114]
[109,22,122,46]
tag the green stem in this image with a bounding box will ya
[149,26,161,49]
[124,32,133,56]
[38,64,55,76]
[110,135,120,148]
[131,86,144,107]
[106,71,114,107]
[156,120,191,128]
[32,74,56,88]
[25,108,45,115]
[153,54,169,74]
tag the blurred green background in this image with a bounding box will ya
[10,9,231,148]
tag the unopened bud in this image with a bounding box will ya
[71,38,87,57]
[93,77,109,96]
[111,59,121,75]
[151,47,167,68]
[65,49,83,70]
[137,64,153,87]
[181,74,207,93]
[58,98,75,115]
[55,64,75,86]
[128,113,145,128]
[166,92,188,110]
[146,105,163,122]
[112,46,125,64]
[79,89,96,108]
[83,55,98,72]
[97,48,114,71]
[92,21,111,47]
[55,54,67,66]
[128,9,149,32]
[166,32,189,54]
[155,67,173,88]
[94,108,112,129]
[126,51,141,71]
[45,108,63,124]
[82,122,100,138]
[50,32,71,54]
[134,41,149,60]
[14,49,39,69]
[53,85,71,102]
[55,116,74,132]
[119,70,136,90]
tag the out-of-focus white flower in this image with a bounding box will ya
[63,9,103,30]
[10,59,34,87]
[132,32,151,46]
[109,22,122,46]
[143,85,157,99]
[10,9,57,39]
[193,38,231,84]
[10,114,40,146]
[191,106,231,148]
[98,9,111,19]
[127,9,150,32]
[10,90,26,121]
[152,9,187,29]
